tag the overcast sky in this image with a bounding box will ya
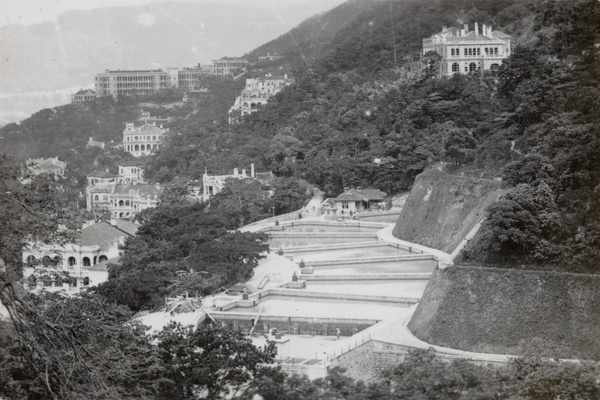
[0,0,346,27]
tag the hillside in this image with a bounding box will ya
[408,266,600,360]
[392,167,503,254]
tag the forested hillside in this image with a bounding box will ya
[2,0,598,272]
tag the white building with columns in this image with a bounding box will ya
[22,219,138,294]
[422,23,511,76]
[122,122,168,157]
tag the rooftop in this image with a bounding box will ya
[113,183,162,198]
[80,220,138,250]
[335,188,387,202]
[87,170,118,179]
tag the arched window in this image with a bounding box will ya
[55,275,63,286]
[495,47,498,55]
[27,275,37,289]
[452,63,459,73]
[83,277,90,286]
[42,256,52,266]
[469,62,477,72]
[152,135,157,140]
[41,275,52,287]
[26,255,36,265]
[99,255,108,262]
[125,200,130,206]
[83,257,91,267]
[134,145,139,151]
[490,63,500,71]
[119,200,124,207]
[485,48,489,55]
[68,257,77,266]
[134,136,139,141]
[94,195,99,201]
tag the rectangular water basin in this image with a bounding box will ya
[269,237,368,249]
[311,259,438,275]
[225,295,406,320]
[303,280,430,299]
[285,243,411,262]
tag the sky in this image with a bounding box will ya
[0,0,346,28]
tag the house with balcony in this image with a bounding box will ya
[422,23,511,76]
[22,219,138,294]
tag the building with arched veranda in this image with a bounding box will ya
[122,121,168,157]
[22,219,138,294]
[422,23,511,77]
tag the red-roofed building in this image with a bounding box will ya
[22,220,137,294]
[423,23,511,76]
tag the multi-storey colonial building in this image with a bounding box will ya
[228,74,292,123]
[71,89,96,104]
[22,219,138,294]
[422,23,511,76]
[178,65,213,90]
[212,57,248,77]
[95,69,171,98]
[122,122,167,157]
[86,162,161,218]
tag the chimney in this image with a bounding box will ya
[242,169,246,176]
[160,124,163,129]
[482,23,487,37]
[460,28,465,36]
[475,22,479,35]
[251,163,255,178]
[442,25,447,32]
[89,137,93,142]
[233,168,238,177]
[464,23,469,33]
[105,168,109,173]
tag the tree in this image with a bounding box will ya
[153,322,276,399]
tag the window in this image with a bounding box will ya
[68,257,77,266]
[26,255,36,265]
[451,49,455,56]
[477,48,481,56]
[94,195,99,201]
[83,257,91,267]
[468,48,472,56]
[99,255,108,262]
[342,201,349,209]
[452,63,459,73]
[495,47,498,55]
[490,63,500,72]
[469,62,477,72]
[464,48,467,55]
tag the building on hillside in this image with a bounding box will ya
[22,219,138,294]
[178,65,213,91]
[202,164,272,201]
[25,157,66,178]
[71,89,96,105]
[323,188,388,217]
[85,163,161,218]
[258,53,283,62]
[212,57,248,77]
[422,23,511,76]
[95,69,171,99]
[87,137,105,149]
[122,121,168,157]
[228,74,292,124]
[117,160,145,183]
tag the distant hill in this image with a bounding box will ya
[245,0,378,60]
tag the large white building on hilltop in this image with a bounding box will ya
[228,74,292,124]
[122,122,168,157]
[422,23,511,76]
